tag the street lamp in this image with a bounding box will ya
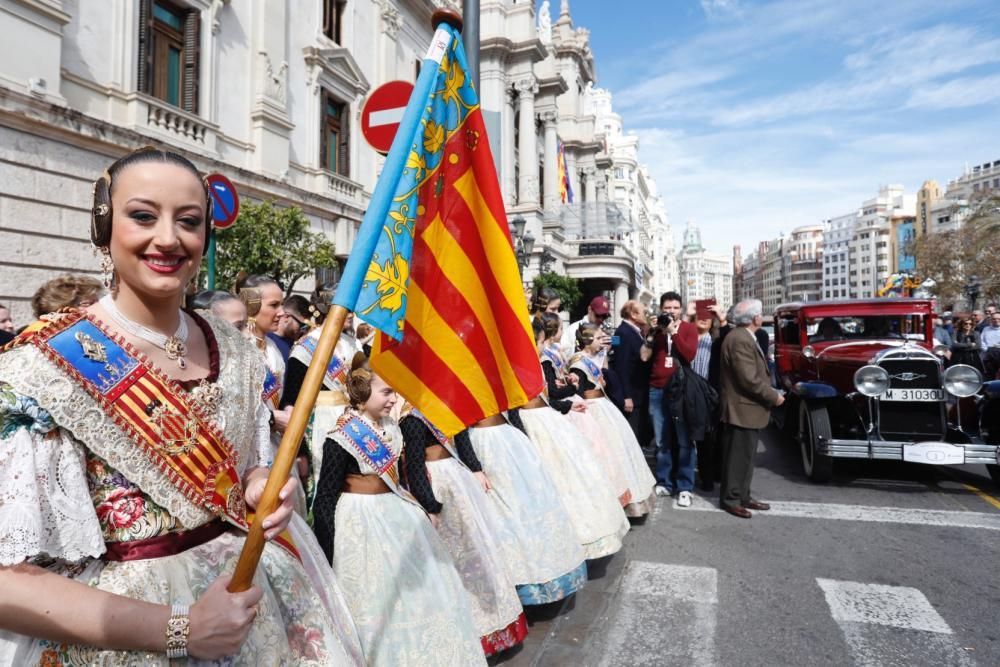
[964,275,982,311]
[508,215,534,275]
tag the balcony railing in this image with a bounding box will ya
[555,201,636,240]
[141,95,215,149]
[327,171,364,202]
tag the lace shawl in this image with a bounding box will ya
[0,314,269,565]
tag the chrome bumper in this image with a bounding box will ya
[820,439,999,465]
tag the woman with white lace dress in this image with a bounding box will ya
[0,148,363,665]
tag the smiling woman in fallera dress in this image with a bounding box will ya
[0,148,363,665]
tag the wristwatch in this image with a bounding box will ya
[165,603,190,659]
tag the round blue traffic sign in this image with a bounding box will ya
[206,174,240,228]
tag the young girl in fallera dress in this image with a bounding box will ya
[0,148,363,665]
[312,354,486,666]
[570,323,657,518]
[399,408,527,656]
[538,313,632,507]
[516,318,629,560]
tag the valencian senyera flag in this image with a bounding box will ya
[333,21,544,437]
[557,140,573,204]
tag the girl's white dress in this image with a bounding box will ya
[467,420,588,605]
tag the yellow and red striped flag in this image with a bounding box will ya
[333,20,543,436]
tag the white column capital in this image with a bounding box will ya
[539,109,559,126]
[514,76,539,96]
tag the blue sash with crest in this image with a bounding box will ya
[299,335,347,389]
[572,354,603,386]
[542,347,564,371]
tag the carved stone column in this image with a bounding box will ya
[565,150,578,203]
[614,282,630,325]
[541,109,559,212]
[515,77,539,206]
[378,0,403,80]
[503,85,517,204]
[581,166,597,236]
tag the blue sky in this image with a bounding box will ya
[555,0,1000,256]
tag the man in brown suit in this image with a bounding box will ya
[719,299,784,518]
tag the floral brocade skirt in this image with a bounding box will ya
[585,397,657,517]
[467,423,587,604]
[517,407,630,560]
[426,457,526,654]
[0,515,364,666]
[333,492,487,667]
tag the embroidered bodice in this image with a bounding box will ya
[0,311,272,566]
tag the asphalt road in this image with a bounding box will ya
[495,424,1000,667]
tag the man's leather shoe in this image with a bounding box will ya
[723,505,752,519]
[744,500,770,511]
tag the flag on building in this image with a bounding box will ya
[333,21,544,436]
[557,140,573,203]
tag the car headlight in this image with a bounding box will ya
[803,345,816,359]
[943,364,982,398]
[854,365,889,397]
[933,344,950,357]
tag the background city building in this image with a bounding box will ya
[784,224,824,303]
[677,221,733,309]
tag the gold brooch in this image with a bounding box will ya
[76,331,109,364]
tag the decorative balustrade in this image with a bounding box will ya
[145,98,210,144]
[327,171,365,202]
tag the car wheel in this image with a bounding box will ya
[799,400,833,483]
[987,464,1000,488]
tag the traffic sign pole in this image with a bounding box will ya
[207,230,217,290]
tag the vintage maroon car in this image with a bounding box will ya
[773,298,1000,484]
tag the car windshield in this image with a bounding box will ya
[805,315,928,343]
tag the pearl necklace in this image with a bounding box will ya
[100,294,190,369]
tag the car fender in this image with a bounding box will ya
[791,382,838,400]
[982,380,1000,399]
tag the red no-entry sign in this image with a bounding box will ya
[361,80,415,155]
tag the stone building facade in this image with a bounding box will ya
[0,0,667,327]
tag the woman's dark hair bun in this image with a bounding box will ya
[540,311,561,340]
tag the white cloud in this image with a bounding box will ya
[906,73,1000,110]
[699,0,743,19]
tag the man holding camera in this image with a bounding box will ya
[641,291,698,506]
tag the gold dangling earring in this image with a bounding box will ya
[97,247,115,289]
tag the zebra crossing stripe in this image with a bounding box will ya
[681,495,1000,531]
[596,561,718,666]
[816,579,976,666]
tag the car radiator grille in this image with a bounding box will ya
[877,358,946,440]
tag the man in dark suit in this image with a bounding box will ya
[718,299,784,519]
[610,300,652,446]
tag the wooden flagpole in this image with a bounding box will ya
[228,305,348,591]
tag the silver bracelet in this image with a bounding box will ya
[165,603,190,659]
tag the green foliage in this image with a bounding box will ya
[206,200,337,295]
[910,191,1000,305]
[533,272,582,313]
